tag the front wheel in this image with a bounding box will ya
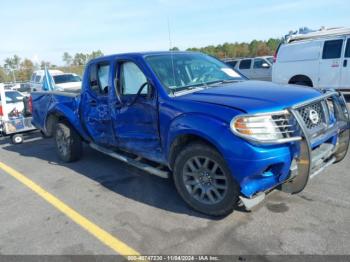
[55,122,82,162]
[173,143,240,216]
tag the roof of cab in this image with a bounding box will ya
[87,51,200,64]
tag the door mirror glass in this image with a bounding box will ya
[261,63,270,68]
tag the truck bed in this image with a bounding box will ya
[31,91,81,133]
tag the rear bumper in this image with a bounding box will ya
[230,91,350,200]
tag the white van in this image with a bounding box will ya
[272,27,350,91]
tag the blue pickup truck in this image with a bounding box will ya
[31,52,350,216]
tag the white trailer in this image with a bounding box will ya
[0,83,36,144]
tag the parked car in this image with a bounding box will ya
[30,70,82,92]
[31,51,350,216]
[273,27,350,91]
[224,56,274,81]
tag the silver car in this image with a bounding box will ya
[224,56,274,81]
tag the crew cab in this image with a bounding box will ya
[31,52,350,216]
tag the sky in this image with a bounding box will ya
[0,0,349,65]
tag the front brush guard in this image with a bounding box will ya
[281,92,350,194]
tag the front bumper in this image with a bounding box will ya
[238,91,350,208]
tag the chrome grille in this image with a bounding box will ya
[297,102,325,130]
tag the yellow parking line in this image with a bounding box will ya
[0,161,140,257]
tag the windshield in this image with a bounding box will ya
[53,74,81,84]
[1,91,24,103]
[145,53,245,93]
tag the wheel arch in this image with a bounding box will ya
[44,108,90,141]
[165,113,236,170]
[168,133,223,170]
[288,74,314,87]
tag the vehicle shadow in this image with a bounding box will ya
[1,133,247,219]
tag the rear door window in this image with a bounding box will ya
[89,63,110,95]
[322,39,343,59]
[239,59,252,69]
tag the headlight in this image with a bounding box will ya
[230,111,293,142]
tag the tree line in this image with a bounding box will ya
[0,38,281,83]
[0,50,104,83]
[186,38,281,58]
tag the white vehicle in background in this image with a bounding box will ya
[0,84,36,144]
[30,70,64,91]
[30,70,82,92]
[223,56,274,81]
[52,73,82,92]
[273,27,350,92]
[0,89,25,115]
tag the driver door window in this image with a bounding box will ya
[120,62,147,95]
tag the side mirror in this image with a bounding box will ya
[262,63,270,69]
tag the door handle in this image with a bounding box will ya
[89,100,97,107]
[344,59,348,67]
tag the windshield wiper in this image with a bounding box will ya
[171,79,239,94]
[172,83,206,94]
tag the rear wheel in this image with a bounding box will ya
[55,122,82,162]
[173,143,239,216]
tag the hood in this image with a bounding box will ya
[178,81,322,114]
[55,82,82,91]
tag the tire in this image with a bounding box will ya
[173,143,240,216]
[11,134,23,144]
[55,122,82,162]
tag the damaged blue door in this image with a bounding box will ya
[80,61,115,146]
[112,60,162,160]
